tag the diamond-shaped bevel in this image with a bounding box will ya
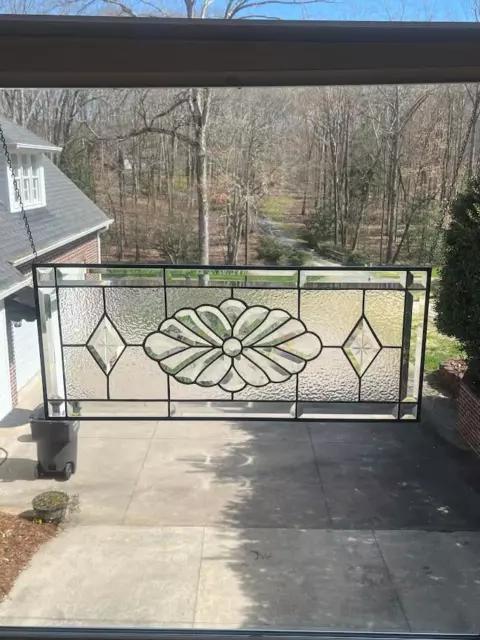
[87,316,125,374]
[343,317,380,375]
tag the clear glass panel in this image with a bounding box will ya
[301,269,406,289]
[47,400,66,418]
[235,376,297,401]
[298,402,398,420]
[298,348,359,401]
[165,268,297,287]
[170,400,293,418]
[234,288,298,318]
[87,316,125,374]
[402,290,427,402]
[59,287,103,344]
[301,290,362,346]
[66,401,168,418]
[56,266,164,287]
[344,318,381,374]
[36,267,55,286]
[105,288,165,345]
[109,347,168,399]
[365,291,404,346]
[63,346,107,399]
[361,348,401,401]
[37,289,64,400]
[166,287,229,316]
[408,270,428,290]
[400,403,418,420]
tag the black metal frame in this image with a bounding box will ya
[0,629,477,640]
[33,264,431,423]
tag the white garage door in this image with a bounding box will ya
[11,316,40,391]
[0,301,12,418]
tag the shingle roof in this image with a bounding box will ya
[0,116,62,150]
[0,119,111,296]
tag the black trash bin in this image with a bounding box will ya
[30,405,79,481]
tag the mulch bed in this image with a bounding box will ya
[0,511,57,601]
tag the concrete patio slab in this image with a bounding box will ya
[154,420,310,442]
[0,619,192,628]
[79,421,158,440]
[0,526,204,625]
[195,528,408,630]
[124,476,330,528]
[0,433,151,523]
[375,530,480,633]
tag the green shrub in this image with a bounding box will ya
[343,250,370,266]
[257,236,308,266]
[436,179,480,388]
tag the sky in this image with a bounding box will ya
[2,0,476,23]
[254,0,475,21]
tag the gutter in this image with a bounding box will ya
[12,219,113,267]
[0,274,32,302]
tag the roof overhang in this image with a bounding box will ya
[0,16,480,87]
[8,142,63,153]
[12,220,113,267]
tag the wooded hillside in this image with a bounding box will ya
[2,83,479,265]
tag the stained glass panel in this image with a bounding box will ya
[35,264,429,420]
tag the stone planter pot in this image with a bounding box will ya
[32,491,69,523]
[457,378,480,456]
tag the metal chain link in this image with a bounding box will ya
[0,122,38,260]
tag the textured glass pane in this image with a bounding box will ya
[400,403,418,420]
[298,348,359,401]
[109,347,168,399]
[38,290,64,400]
[234,289,298,317]
[66,401,168,418]
[170,401,293,418]
[301,269,406,289]
[59,287,103,344]
[170,379,230,400]
[166,288,229,316]
[365,291,404,346]
[361,348,401,401]
[36,267,55,286]
[63,346,106,399]
[87,316,125,374]
[105,288,165,345]
[344,318,380,374]
[301,290,362,346]
[403,290,427,401]
[298,402,398,420]
[235,376,296,401]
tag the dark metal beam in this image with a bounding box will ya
[0,16,480,87]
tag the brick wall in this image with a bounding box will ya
[457,380,480,456]
[7,233,100,405]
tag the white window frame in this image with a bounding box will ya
[8,152,46,211]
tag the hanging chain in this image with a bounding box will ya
[0,123,37,260]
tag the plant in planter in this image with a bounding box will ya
[32,491,70,524]
[436,178,480,453]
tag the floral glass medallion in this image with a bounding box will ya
[144,299,322,392]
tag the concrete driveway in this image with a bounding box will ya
[1,400,480,631]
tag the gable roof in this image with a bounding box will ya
[0,118,111,297]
